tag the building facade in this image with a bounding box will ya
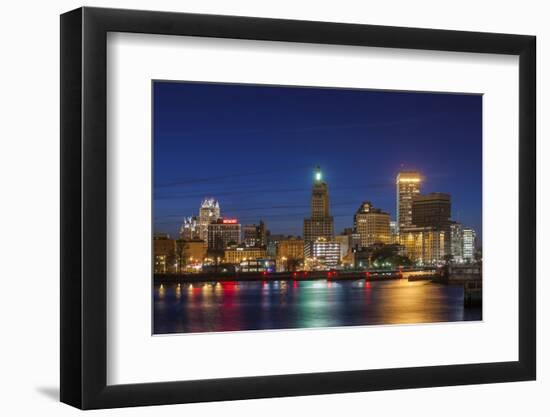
[304,238,341,269]
[224,246,267,264]
[198,198,221,241]
[353,201,391,248]
[412,193,451,229]
[179,216,200,240]
[207,218,241,251]
[450,222,464,263]
[275,237,304,271]
[396,171,422,232]
[266,233,286,258]
[239,259,276,273]
[463,228,476,262]
[334,234,351,260]
[153,233,176,273]
[276,237,305,261]
[243,220,267,247]
[304,166,334,242]
[390,221,398,243]
[179,239,208,264]
[399,226,446,264]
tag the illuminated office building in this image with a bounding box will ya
[353,201,391,248]
[276,237,305,271]
[463,228,476,262]
[304,238,341,269]
[396,171,422,232]
[276,237,305,261]
[207,218,241,251]
[304,166,334,242]
[399,226,446,264]
[390,221,398,243]
[412,192,451,255]
[224,245,267,264]
[179,216,200,240]
[450,222,464,263]
[198,198,221,241]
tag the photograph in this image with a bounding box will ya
[152,81,483,335]
[52,3,538,411]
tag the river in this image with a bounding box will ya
[153,278,481,334]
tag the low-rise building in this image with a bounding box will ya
[178,239,208,265]
[399,226,446,264]
[334,234,351,260]
[243,221,267,247]
[224,246,267,264]
[304,238,341,269]
[153,233,176,273]
[239,258,275,273]
[276,237,305,272]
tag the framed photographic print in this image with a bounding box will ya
[60,7,536,409]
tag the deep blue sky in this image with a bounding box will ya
[154,81,482,242]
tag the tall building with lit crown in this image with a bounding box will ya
[353,201,391,248]
[179,216,200,240]
[396,171,422,232]
[304,166,334,242]
[462,228,476,262]
[198,198,220,241]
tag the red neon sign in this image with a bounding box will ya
[222,219,237,224]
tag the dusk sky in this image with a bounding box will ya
[153,81,482,242]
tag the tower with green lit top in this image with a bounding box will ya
[303,166,334,243]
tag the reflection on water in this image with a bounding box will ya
[154,279,481,334]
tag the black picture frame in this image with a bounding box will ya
[60,6,536,410]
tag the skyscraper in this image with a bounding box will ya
[463,228,476,262]
[353,201,391,248]
[304,166,334,242]
[412,193,451,230]
[198,198,220,240]
[179,216,199,240]
[412,192,451,255]
[396,171,422,232]
[450,222,464,263]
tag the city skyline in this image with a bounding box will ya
[154,81,482,242]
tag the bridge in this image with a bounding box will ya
[154,266,442,283]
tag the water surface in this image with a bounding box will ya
[153,279,482,334]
